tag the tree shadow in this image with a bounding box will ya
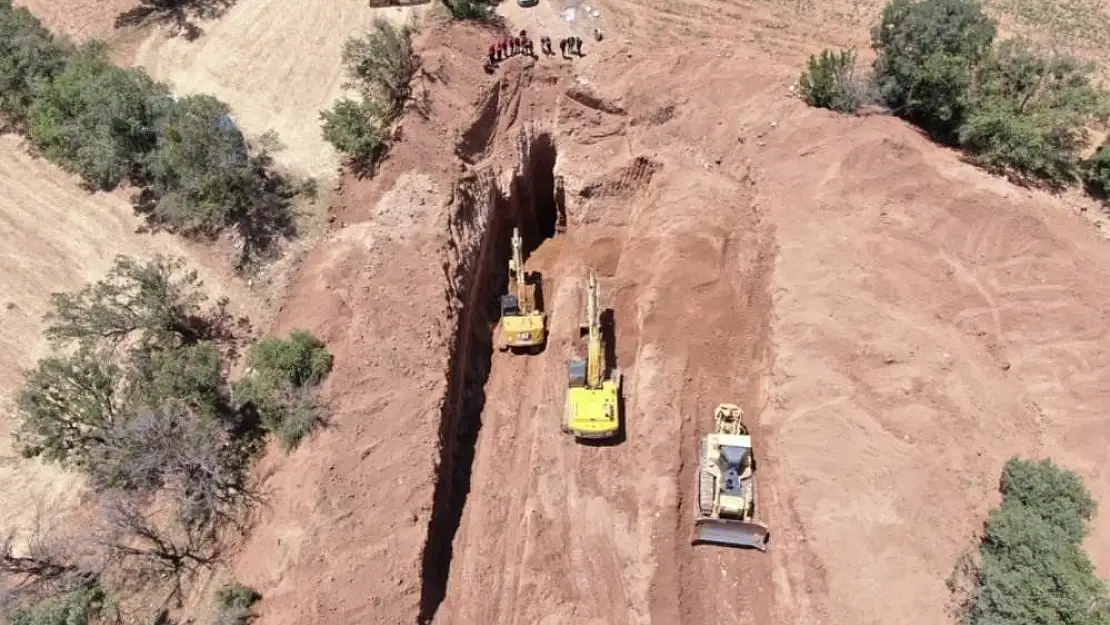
[114,0,239,41]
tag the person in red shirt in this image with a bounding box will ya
[489,43,497,64]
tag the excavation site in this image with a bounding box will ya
[385,45,781,625]
[88,12,1110,625]
[419,132,563,623]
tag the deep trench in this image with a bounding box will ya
[418,134,564,623]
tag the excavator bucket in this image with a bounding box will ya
[692,518,770,551]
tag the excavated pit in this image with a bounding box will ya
[418,134,563,624]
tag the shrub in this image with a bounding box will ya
[964,457,1110,625]
[442,0,494,20]
[1082,145,1110,197]
[8,584,111,625]
[27,42,172,191]
[871,0,996,138]
[867,0,1108,187]
[15,345,126,467]
[322,18,415,168]
[0,0,69,126]
[235,330,333,450]
[213,581,261,625]
[958,40,1104,183]
[43,254,207,351]
[798,49,862,113]
[320,98,385,167]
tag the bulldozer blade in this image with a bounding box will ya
[692,518,770,551]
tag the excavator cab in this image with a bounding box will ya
[500,294,521,317]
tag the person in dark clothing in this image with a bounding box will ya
[559,37,568,57]
[575,36,583,55]
[489,43,498,64]
[499,39,508,59]
[540,36,552,55]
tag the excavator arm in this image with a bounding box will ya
[585,269,602,388]
[510,227,526,303]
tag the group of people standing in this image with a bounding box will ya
[485,30,586,72]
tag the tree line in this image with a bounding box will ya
[797,0,1110,195]
[0,0,305,266]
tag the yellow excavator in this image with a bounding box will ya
[692,403,770,551]
[563,268,621,439]
[499,227,547,353]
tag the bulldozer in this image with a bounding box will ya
[499,227,547,353]
[692,403,770,551]
[563,268,621,440]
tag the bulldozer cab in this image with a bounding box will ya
[719,444,752,484]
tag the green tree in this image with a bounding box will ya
[142,95,249,233]
[44,255,207,351]
[959,41,1104,183]
[798,49,862,113]
[871,0,996,139]
[235,330,333,450]
[15,346,125,467]
[342,18,415,117]
[140,95,297,263]
[0,0,68,126]
[321,18,415,169]
[320,98,384,167]
[27,43,173,190]
[965,457,1110,625]
[130,343,226,419]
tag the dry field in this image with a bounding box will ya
[0,135,262,540]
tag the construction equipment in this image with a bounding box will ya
[692,404,770,551]
[499,227,547,353]
[563,268,621,439]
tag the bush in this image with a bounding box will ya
[1083,145,1110,197]
[442,0,494,20]
[0,0,69,127]
[964,457,1110,625]
[235,330,333,450]
[798,49,862,113]
[871,0,996,139]
[958,40,1104,183]
[320,98,385,168]
[27,43,172,191]
[322,18,415,168]
[43,254,207,351]
[213,581,260,625]
[8,584,111,625]
[866,0,1108,187]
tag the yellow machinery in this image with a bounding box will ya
[692,403,770,550]
[499,227,547,353]
[563,268,621,439]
